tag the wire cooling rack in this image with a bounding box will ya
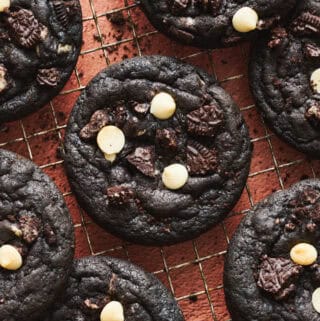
[1,1,320,320]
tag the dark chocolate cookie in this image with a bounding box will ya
[63,55,252,245]
[0,149,74,321]
[0,0,82,123]
[249,1,320,157]
[138,0,298,48]
[45,256,185,321]
[224,179,320,321]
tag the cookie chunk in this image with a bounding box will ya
[45,256,185,321]
[139,0,298,48]
[0,0,82,123]
[224,179,320,321]
[0,149,74,321]
[63,55,252,245]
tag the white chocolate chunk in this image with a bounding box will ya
[58,44,73,54]
[0,0,10,12]
[100,301,124,321]
[0,74,7,93]
[290,243,318,266]
[104,153,116,163]
[0,245,22,270]
[311,68,320,93]
[312,288,320,313]
[150,92,176,120]
[162,164,189,190]
[232,7,259,33]
[97,126,125,155]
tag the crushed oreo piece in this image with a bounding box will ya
[126,146,156,177]
[7,9,44,48]
[187,141,217,175]
[304,43,320,59]
[114,105,128,127]
[268,27,288,48]
[37,68,61,87]
[52,0,80,28]
[18,215,41,244]
[106,186,135,206]
[257,16,280,31]
[156,128,178,152]
[80,110,109,140]
[168,0,221,15]
[257,255,303,300]
[305,103,320,128]
[187,104,223,137]
[292,12,320,36]
[129,101,150,115]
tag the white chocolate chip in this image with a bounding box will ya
[312,288,320,313]
[162,164,189,190]
[0,72,7,93]
[232,7,259,33]
[100,301,124,321]
[0,0,10,12]
[58,44,73,54]
[311,68,320,93]
[0,245,22,270]
[104,153,116,163]
[150,92,176,120]
[97,126,125,155]
[290,243,318,266]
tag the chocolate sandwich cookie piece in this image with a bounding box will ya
[0,0,82,123]
[45,256,185,321]
[250,1,320,157]
[224,179,320,321]
[0,149,74,321]
[138,0,298,48]
[63,55,252,245]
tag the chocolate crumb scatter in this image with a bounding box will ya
[80,110,109,140]
[257,255,303,300]
[187,104,223,137]
[187,141,217,175]
[107,186,135,206]
[126,146,156,177]
[7,9,44,48]
[37,68,61,87]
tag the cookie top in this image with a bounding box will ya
[139,0,298,48]
[45,256,185,321]
[0,149,74,321]
[224,179,320,321]
[0,0,82,123]
[63,55,252,246]
[249,1,320,157]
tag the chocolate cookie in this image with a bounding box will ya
[224,179,320,321]
[138,0,298,48]
[0,149,74,321]
[63,55,252,245]
[249,1,320,157]
[45,256,185,321]
[0,0,82,123]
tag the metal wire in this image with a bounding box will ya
[1,1,318,320]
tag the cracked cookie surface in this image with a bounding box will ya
[250,1,320,157]
[63,55,252,245]
[0,149,74,321]
[45,256,184,321]
[138,0,298,48]
[224,179,320,321]
[0,0,82,123]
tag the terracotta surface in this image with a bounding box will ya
[1,1,320,321]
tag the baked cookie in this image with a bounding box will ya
[224,179,320,321]
[63,55,252,245]
[0,149,74,321]
[0,0,82,123]
[138,0,298,48]
[45,256,185,321]
[250,1,320,157]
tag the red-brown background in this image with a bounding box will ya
[1,1,320,320]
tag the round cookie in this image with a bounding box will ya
[0,0,82,123]
[224,179,320,321]
[250,1,320,157]
[0,149,74,321]
[45,256,185,321]
[138,0,298,48]
[63,55,252,245]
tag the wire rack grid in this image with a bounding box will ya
[1,1,320,320]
